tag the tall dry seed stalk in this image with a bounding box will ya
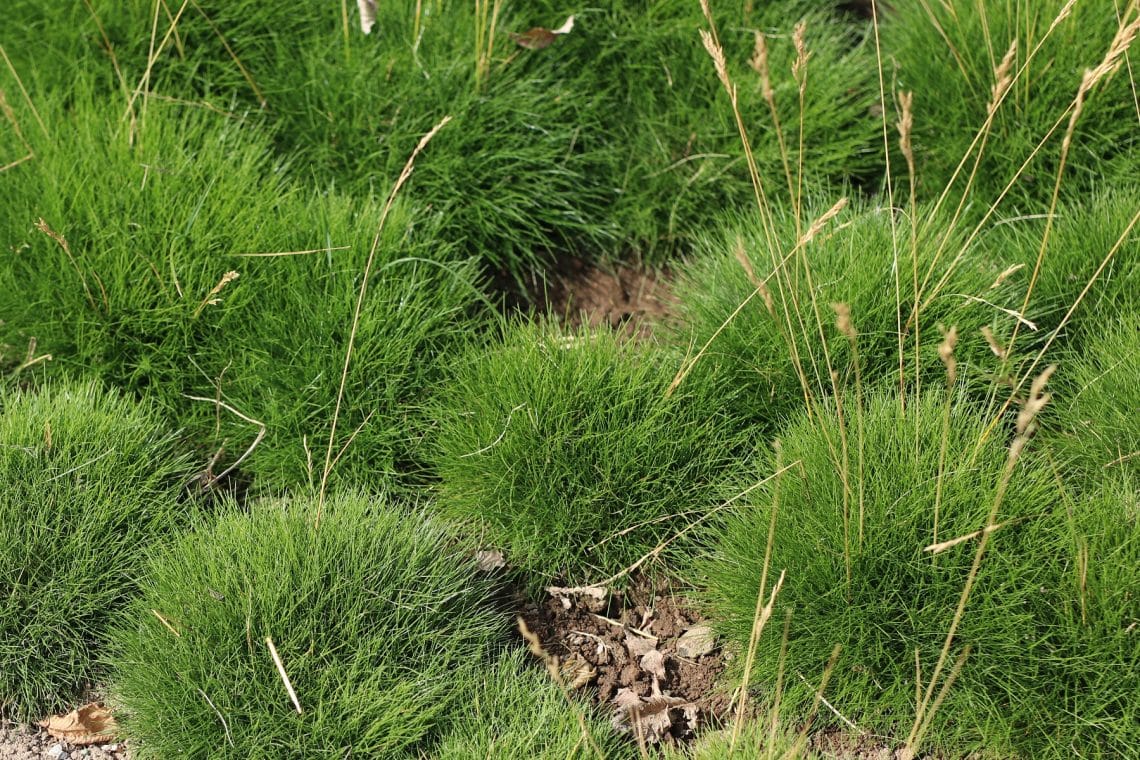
[731,442,787,752]
[1007,5,1140,359]
[931,325,958,564]
[474,0,504,88]
[906,366,1056,754]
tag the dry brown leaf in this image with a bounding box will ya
[38,703,119,746]
[546,584,608,612]
[474,549,505,572]
[509,15,575,50]
[610,688,687,743]
[640,648,667,680]
[624,631,658,658]
[560,651,598,689]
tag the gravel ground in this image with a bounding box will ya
[0,724,128,760]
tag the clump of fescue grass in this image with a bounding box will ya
[1047,313,1140,484]
[432,647,631,760]
[666,200,1017,433]
[0,380,193,720]
[980,187,1140,350]
[699,390,1127,756]
[430,320,741,588]
[0,88,490,494]
[11,0,619,278]
[109,491,504,759]
[4,0,881,273]
[563,0,881,258]
[881,0,1140,208]
[661,721,821,760]
[1022,474,1140,757]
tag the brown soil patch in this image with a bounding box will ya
[518,574,729,748]
[508,256,675,339]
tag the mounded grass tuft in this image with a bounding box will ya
[882,0,1140,208]
[432,648,632,759]
[110,491,504,759]
[1048,313,1140,484]
[0,381,192,720]
[0,89,490,493]
[700,391,1130,756]
[566,0,881,257]
[667,201,1018,433]
[430,321,740,587]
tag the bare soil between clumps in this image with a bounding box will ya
[519,573,730,747]
[504,254,676,339]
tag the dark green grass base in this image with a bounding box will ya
[109,492,504,759]
[1048,312,1140,485]
[431,321,741,588]
[0,381,193,720]
[701,391,1136,757]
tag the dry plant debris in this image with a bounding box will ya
[37,704,119,746]
[521,575,727,747]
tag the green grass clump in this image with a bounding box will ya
[3,0,879,272]
[667,201,1016,433]
[432,648,632,759]
[0,89,490,493]
[701,391,1112,756]
[565,0,880,256]
[0,381,192,720]
[4,0,617,277]
[981,188,1140,350]
[1027,475,1140,757]
[1049,313,1140,484]
[430,321,739,587]
[110,492,503,759]
[662,724,819,760]
[882,0,1140,208]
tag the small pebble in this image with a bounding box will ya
[676,624,716,659]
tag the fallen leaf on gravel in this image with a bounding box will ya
[509,15,575,50]
[38,703,119,745]
[546,584,608,612]
[640,648,667,680]
[676,624,716,659]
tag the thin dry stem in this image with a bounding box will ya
[908,367,1055,753]
[191,271,239,319]
[766,608,793,759]
[35,218,97,311]
[150,609,181,637]
[731,444,787,750]
[315,115,451,527]
[0,45,48,138]
[265,637,303,714]
[183,394,266,488]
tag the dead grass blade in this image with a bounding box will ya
[315,115,452,527]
